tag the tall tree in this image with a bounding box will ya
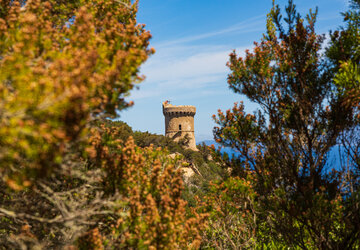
[213,0,359,248]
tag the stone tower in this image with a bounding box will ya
[162,101,197,151]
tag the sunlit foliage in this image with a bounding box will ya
[89,125,207,249]
[0,0,153,188]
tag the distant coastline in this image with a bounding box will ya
[200,140,345,170]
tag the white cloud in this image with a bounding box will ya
[129,45,249,101]
[129,89,161,100]
[128,15,261,102]
[155,14,265,48]
[143,48,229,82]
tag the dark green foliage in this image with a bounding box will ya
[133,131,183,151]
[327,0,360,70]
[102,119,134,143]
[327,0,360,125]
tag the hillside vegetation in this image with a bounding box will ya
[101,120,226,206]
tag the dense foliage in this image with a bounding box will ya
[0,0,154,188]
[212,0,360,248]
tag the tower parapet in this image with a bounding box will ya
[163,102,197,151]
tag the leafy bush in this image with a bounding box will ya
[0,0,153,189]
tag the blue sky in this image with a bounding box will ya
[120,0,349,142]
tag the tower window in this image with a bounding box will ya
[179,124,182,131]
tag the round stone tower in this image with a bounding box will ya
[162,101,197,151]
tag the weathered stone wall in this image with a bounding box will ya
[163,102,197,151]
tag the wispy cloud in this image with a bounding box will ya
[130,45,248,101]
[143,48,229,82]
[156,15,265,48]
[128,14,263,102]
